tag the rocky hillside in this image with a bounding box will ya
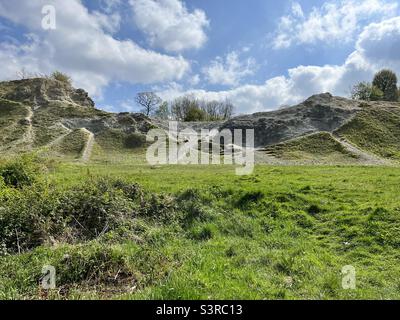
[0,78,153,161]
[1,78,399,165]
[220,93,400,165]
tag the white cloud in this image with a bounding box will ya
[291,2,304,18]
[158,16,400,114]
[202,51,257,87]
[188,74,200,86]
[0,0,190,97]
[356,17,400,65]
[99,0,122,13]
[92,11,121,34]
[272,0,398,49]
[130,0,209,52]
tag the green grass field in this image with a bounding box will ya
[1,157,400,300]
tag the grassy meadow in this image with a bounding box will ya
[1,154,400,300]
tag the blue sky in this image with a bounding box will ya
[0,0,399,114]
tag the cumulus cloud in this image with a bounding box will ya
[272,0,398,49]
[202,51,257,87]
[130,0,209,52]
[158,16,400,114]
[356,17,400,65]
[0,0,190,97]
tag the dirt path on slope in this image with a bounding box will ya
[46,124,72,148]
[81,128,95,162]
[332,134,391,165]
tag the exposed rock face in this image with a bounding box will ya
[1,78,95,108]
[221,93,361,147]
[61,113,154,134]
[0,78,153,158]
[1,77,399,165]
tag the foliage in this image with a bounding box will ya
[154,101,170,120]
[335,107,400,159]
[350,82,383,101]
[124,133,147,149]
[170,95,234,122]
[184,105,207,122]
[51,71,72,86]
[265,132,357,162]
[372,69,398,102]
[2,163,400,299]
[0,154,43,188]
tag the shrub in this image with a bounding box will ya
[51,71,72,85]
[0,154,43,188]
[124,133,147,149]
[350,82,383,101]
[138,194,177,222]
[0,177,184,255]
[54,178,138,241]
[184,107,206,122]
[0,183,58,254]
[0,178,141,254]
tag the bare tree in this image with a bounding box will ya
[218,99,234,120]
[171,95,235,122]
[135,92,162,116]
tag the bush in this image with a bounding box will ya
[350,82,383,101]
[51,71,72,85]
[0,183,58,254]
[0,178,141,254]
[0,176,185,255]
[54,178,137,241]
[184,107,206,122]
[124,133,147,149]
[0,154,43,188]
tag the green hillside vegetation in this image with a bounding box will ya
[0,99,30,146]
[336,105,400,160]
[1,158,400,299]
[95,129,147,151]
[50,129,89,158]
[2,77,400,300]
[264,132,358,163]
[32,104,107,147]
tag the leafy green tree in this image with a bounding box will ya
[184,107,206,122]
[372,69,398,102]
[351,82,383,101]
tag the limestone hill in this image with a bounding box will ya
[0,78,153,161]
[1,78,399,165]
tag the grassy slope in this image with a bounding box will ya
[1,161,400,300]
[336,106,400,160]
[32,103,108,147]
[0,99,30,146]
[263,132,359,163]
[51,129,88,158]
